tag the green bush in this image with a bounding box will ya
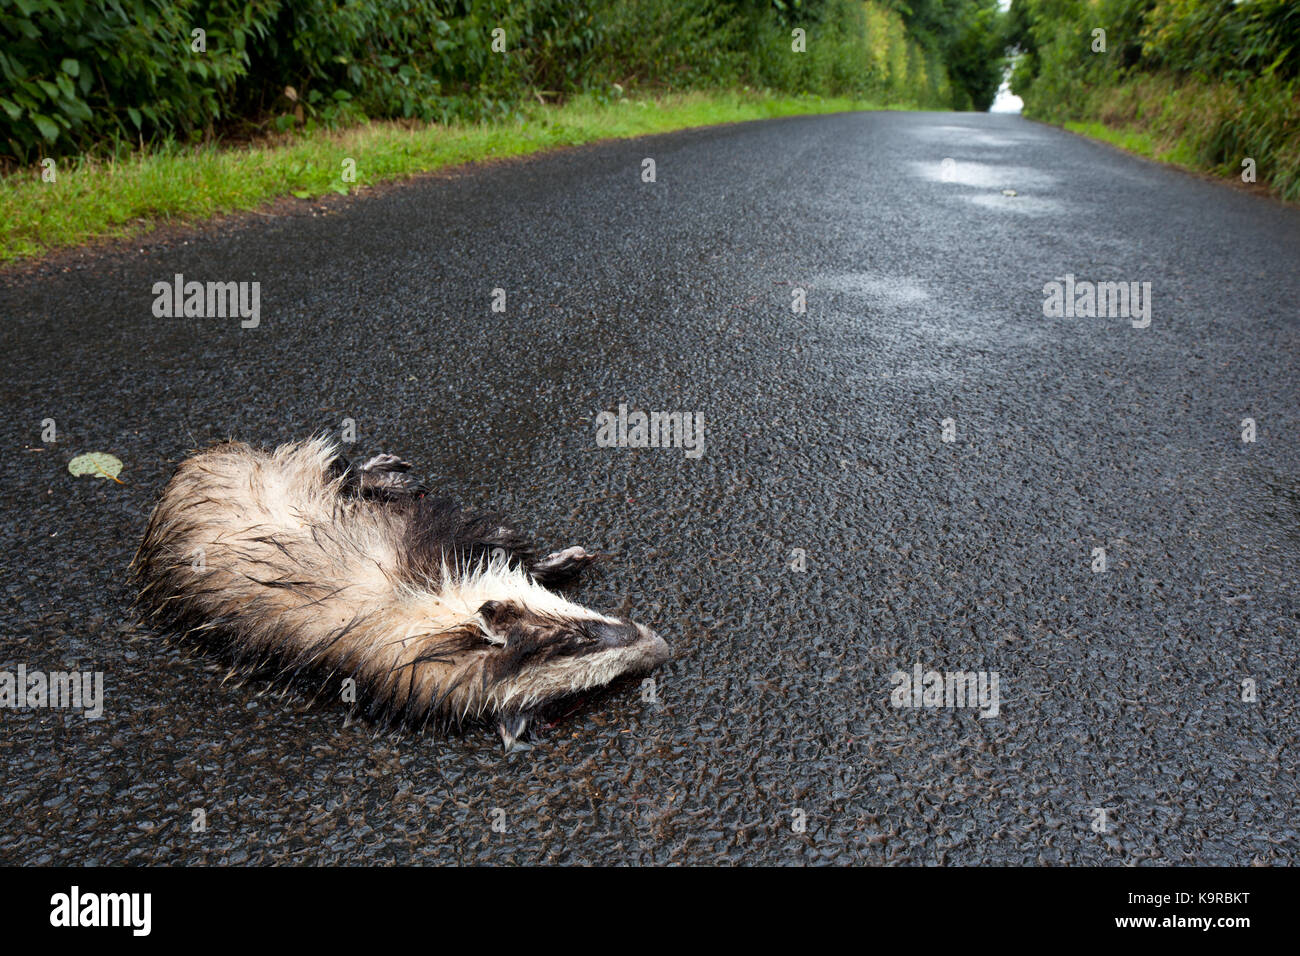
[1006,0,1300,199]
[0,0,266,158]
[0,0,997,166]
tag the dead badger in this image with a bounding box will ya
[131,437,668,751]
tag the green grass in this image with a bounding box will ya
[1064,121,1160,158]
[1,90,890,264]
[1063,120,1199,170]
[1035,71,1300,203]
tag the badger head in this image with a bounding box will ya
[478,599,668,751]
[427,561,670,752]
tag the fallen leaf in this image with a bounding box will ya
[69,452,124,483]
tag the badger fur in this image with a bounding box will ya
[130,437,669,751]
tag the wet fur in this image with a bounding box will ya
[130,437,668,746]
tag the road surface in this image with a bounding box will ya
[1,110,1298,864]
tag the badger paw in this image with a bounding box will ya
[498,711,533,754]
[530,546,599,587]
[359,453,410,473]
[357,454,425,497]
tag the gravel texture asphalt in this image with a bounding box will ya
[1,110,1298,864]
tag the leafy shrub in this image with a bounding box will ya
[0,0,267,159]
[0,0,992,166]
[1006,0,1300,199]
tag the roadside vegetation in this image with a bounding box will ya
[1006,0,1300,201]
[0,0,1004,262]
[1,91,903,261]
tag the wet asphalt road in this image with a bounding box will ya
[1,110,1298,865]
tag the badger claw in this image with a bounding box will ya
[359,454,412,474]
[355,454,425,497]
[498,712,532,753]
[531,546,599,586]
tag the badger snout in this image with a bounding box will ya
[636,624,671,666]
[589,620,670,666]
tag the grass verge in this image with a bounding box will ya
[1062,121,1198,169]
[1,90,891,264]
[1032,72,1299,204]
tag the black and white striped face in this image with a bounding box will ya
[455,566,669,751]
[479,599,667,688]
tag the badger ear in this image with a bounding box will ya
[477,600,517,630]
